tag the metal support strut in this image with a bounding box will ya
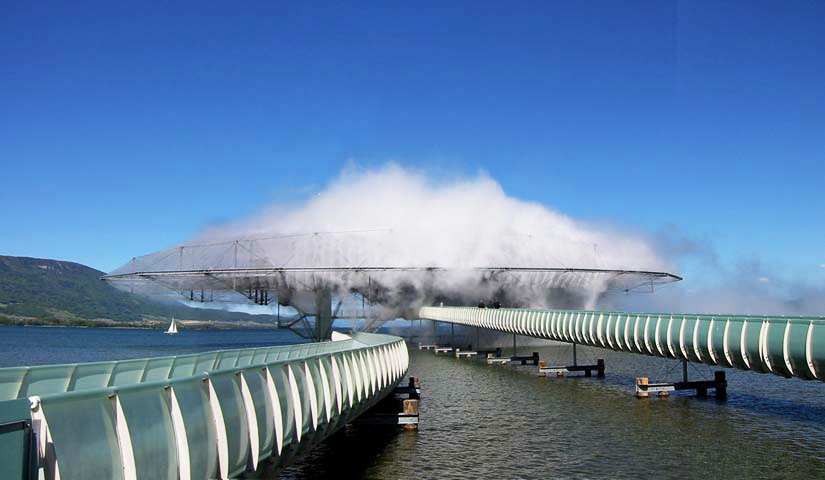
[636,363,727,399]
[538,342,605,378]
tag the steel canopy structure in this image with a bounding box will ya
[103,236,682,341]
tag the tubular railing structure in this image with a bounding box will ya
[419,306,825,382]
[0,332,409,480]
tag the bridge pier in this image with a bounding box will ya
[539,358,605,378]
[452,347,502,359]
[509,352,540,365]
[313,289,334,341]
[355,377,421,430]
[636,361,727,399]
[538,343,605,378]
[483,351,539,365]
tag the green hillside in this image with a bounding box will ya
[0,255,276,327]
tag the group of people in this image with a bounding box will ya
[477,300,502,309]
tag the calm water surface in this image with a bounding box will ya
[2,326,824,478]
[283,345,825,479]
[0,325,306,366]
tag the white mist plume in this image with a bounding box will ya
[191,164,671,310]
[116,165,824,318]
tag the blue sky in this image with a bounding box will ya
[2,1,824,285]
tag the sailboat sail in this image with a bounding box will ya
[165,318,178,334]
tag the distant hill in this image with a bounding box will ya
[0,255,278,328]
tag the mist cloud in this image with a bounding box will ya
[616,231,825,317]
[189,164,671,310]
[123,164,824,318]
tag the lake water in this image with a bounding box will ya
[2,326,824,478]
[0,325,307,366]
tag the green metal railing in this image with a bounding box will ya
[0,332,409,480]
[419,306,825,381]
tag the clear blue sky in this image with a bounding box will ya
[2,1,824,280]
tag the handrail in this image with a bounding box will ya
[0,332,409,479]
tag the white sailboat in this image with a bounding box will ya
[165,318,179,334]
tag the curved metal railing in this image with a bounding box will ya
[419,306,825,381]
[0,332,409,479]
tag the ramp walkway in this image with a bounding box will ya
[0,332,408,479]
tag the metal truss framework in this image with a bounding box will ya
[102,235,682,341]
[103,266,682,340]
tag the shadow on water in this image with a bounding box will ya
[276,425,410,479]
[594,367,825,426]
[531,342,825,424]
[725,392,825,425]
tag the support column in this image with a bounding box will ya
[233,241,238,290]
[513,333,517,356]
[715,371,727,399]
[315,289,333,342]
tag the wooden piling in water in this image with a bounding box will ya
[636,377,649,398]
[403,399,419,431]
[355,376,421,428]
